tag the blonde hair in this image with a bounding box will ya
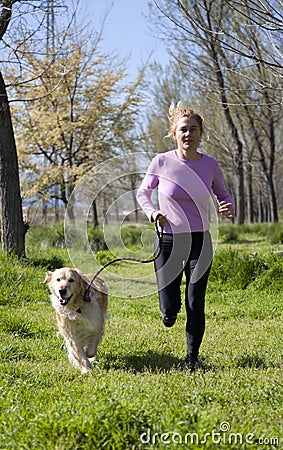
[166,102,204,138]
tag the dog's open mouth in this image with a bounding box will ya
[59,294,73,306]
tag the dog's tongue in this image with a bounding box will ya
[59,297,68,306]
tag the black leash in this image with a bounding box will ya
[83,218,164,302]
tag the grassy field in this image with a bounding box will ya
[0,223,283,449]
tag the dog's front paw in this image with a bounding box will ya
[81,365,92,374]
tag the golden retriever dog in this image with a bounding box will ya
[44,268,107,374]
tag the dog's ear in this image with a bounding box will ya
[43,271,53,284]
[73,268,84,277]
[79,273,89,289]
[70,268,87,293]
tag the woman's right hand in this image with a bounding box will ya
[152,210,167,227]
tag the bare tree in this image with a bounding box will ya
[149,1,245,222]
[0,1,26,257]
[148,0,282,223]
[222,0,283,73]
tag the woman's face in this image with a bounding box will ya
[173,116,202,153]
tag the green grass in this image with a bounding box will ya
[0,223,283,449]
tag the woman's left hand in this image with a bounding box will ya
[219,201,234,219]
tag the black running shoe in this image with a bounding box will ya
[184,355,199,372]
[161,314,177,328]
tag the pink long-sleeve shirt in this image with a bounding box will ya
[137,150,233,233]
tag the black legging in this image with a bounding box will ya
[154,231,213,359]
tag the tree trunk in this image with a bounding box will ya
[258,191,264,223]
[66,204,75,223]
[246,163,254,223]
[130,177,139,222]
[243,104,278,223]
[0,70,26,257]
[268,114,278,222]
[211,48,245,224]
[54,196,60,223]
[42,200,48,224]
[92,200,98,227]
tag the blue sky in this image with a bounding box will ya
[79,0,169,78]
